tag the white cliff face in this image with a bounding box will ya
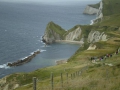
[65,27,82,41]
[87,44,96,50]
[83,5,99,15]
[43,29,61,44]
[97,1,103,19]
[92,1,103,24]
[88,31,108,43]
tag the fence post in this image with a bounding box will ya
[66,73,68,84]
[33,77,37,90]
[71,74,72,79]
[51,72,54,90]
[79,71,81,76]
[61,73,63,88]
[73,73,75,78]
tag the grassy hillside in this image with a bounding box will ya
[46,21,66,39]
[102,0,120,16]
[96,13,120,26]
[89,2,100,9]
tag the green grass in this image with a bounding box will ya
[46,21,66,39]
[102,0,120,16]
[89,2,100,9]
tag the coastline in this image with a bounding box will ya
[55,59,68,65]
[55,40,84,45]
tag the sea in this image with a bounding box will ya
[0,0,99,78]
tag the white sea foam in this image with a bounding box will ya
[41,50,46,52]
[90,18,97,25]
[0,64,10,69]
[41,40,43,43]
[90,19,94,25]
[41,45,51,47]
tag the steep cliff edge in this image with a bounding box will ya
[83,5,99,15]
[83,2,100,15]
[88,31,108,43]
[42,21,66,44]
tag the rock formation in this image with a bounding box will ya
[42,22,83,44]
[42,21,66,44]
[92,1,103,24]
[87,31,108,43]
[65,27,82,41]
[7,50,40,67]
[83,5,99,15]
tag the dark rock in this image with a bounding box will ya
[7,50,40,67]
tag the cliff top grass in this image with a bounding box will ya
[102,0,120,16]
[46,21,66,38]
[88,2,100,9]
[95,13,120,26]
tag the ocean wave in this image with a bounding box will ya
[0,64,10,69]
[90,19,96,25]
[21,49,40,60]
[41,49,46,52]
[41,45,51,47]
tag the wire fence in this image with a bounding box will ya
[32,62,120,90]
[32,65,89,90]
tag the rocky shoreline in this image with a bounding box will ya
[7,50,40,67]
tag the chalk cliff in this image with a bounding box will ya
[42,22,83,44]
[83,5,99,15]
[65,27,82,41]
[88,31,108,43]
[92,1,103,24]
[42,21,66,44]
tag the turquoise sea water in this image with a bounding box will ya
[0,1,98,78]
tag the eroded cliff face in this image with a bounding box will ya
[65,27,82,41]
[42,22,84,44]
[42,22,66,44]
[42,29,62,44]
[83,5,99,15]
[88,31,108,43]
[93,1,103,24]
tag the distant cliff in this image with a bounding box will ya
[83,5,99,15]
[83,2,100,15]
[83,1,103,24]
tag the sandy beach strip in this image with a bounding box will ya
[55,40,84,44]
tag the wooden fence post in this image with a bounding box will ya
[51,72,54,90]
[61,73,63,88]
[66,73,68,84]
[73,73,75,78]
[33,77,37,90]
[71,74,72,79]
